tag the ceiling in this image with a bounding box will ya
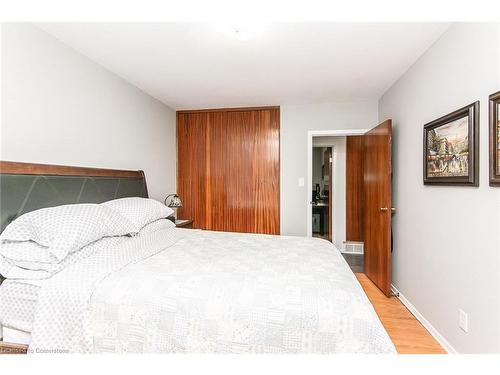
[38,23,450,110]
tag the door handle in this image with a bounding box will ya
[380,207,396,212]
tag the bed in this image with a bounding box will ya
[0,161,395,354]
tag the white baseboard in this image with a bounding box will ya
[391,284,457,354]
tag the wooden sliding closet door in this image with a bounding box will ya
[177,107,280,234]
[176,112,209,229]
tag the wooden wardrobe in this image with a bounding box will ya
[176,107,280,234]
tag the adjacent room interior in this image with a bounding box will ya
[311,135,365,273]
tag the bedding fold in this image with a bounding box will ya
[0,236,129,280]
[0,219,176,337]
[0,204,135,261]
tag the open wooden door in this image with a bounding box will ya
[363,120,392,297]
[324,148,333,242]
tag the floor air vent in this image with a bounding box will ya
[343,241,364,254]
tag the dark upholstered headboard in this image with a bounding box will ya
[0,161,148,233]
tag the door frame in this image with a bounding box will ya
[306,129,369,237]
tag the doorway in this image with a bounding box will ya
[312,146,332,241]
[310,134,364,272]
[307,129,368,238]
[306,123,393,296]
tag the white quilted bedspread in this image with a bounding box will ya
[29,227,395,354]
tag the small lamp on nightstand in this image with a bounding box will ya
[164,194,183,222]
[164,194,183,208]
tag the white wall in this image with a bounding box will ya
[280,101,378,236]
[313,137,347,250]
[379,23,500,353]
[0,24,176,201]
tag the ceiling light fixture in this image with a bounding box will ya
[212,23,264,41]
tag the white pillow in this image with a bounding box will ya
[102,197,174,232]
[0,240,57,264]
[139,218,175,235]
[0,203,135,261]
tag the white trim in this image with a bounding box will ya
[391,284,458,354]
[306,129,368,237]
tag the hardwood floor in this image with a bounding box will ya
[356,273,446,354]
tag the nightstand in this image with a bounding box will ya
[175,219,193,229]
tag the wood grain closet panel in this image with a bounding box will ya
[207,111,226,232]
[346,136,364,242]
[177,107,280,234]
[176,112,209,229]
[254,108,280,234]
[208,109,280,234]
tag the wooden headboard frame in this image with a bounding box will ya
[0,160,147,183]
[0,160,148,196]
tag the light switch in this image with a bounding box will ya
[298,177,305,187]
[459,309,468,333]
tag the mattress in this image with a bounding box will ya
[0,278,41,334]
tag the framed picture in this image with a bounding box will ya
[489,91,500,186]
[423,102,479,186]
